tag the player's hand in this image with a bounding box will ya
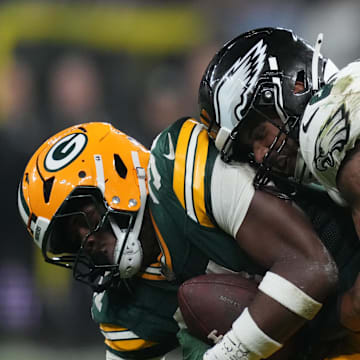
[339,272,360,332]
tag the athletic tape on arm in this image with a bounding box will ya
[258,271,322,320]
[203,307,282,360]
[232,308,282,358]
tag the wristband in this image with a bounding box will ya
[259,271,323,320]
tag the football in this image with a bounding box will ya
[178,273,299,360]
[178,273,258,345]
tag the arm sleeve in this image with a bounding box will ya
[210,157,256,238]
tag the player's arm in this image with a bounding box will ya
[238,190,338,337]
[205,190,338,360]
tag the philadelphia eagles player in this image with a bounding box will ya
[194,27,360,359]
[197,26,360,242]
[299,61,360,240]
[18,117,360,360]
[203,51,360,246]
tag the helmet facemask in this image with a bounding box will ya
[44,186,144,292]
[246,34,329,192]
[230,79,302,192]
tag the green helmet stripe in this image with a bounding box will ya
[18,181,30,228]
[19,183,30,215]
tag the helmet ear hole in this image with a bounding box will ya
[114,154,127,179]
[294,70,306,93]
[43,176,55,203]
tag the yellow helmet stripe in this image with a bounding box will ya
[173,120,197,209]
[193,129,214,227]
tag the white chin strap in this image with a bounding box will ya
[215,126,232,152]
[312,33,323,91]
[110,151,147,278]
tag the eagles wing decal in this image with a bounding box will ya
[314,104,350,171]
[213,40,267,130]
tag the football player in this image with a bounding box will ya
[299,61,360,240]
[199,27,360,246]
[197,27,360,359]
[19,118,351,360]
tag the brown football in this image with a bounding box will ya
[178,273,297,360]
[178,273,258,345]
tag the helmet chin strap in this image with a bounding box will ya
[292,33,324,185]
[215,126,231,153]
[110,217,143,278]
[111,151,147,278]
[94,151,146,279]
[312,33,323,92]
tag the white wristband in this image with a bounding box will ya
[232,308,282,358]
[203,308,282,360]
[203,329,260,360]
[258,271,322,320]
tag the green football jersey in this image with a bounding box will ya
[91,117,360,360]
[92,118,262,359]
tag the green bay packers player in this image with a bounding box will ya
[18,118,360,360]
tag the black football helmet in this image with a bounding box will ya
[198,27,338,188]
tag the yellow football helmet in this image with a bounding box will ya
[18,122,150,290]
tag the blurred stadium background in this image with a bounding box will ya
[0,1,359,359]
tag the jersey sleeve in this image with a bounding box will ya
[210,157,256,238]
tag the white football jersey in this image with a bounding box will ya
[299,61,360,206]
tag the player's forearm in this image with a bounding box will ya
[204,259,337,360]
[251,256,337,342]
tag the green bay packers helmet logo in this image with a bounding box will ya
[314,104,350,172]
[44,133,88,172]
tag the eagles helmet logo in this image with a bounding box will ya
[314,104,350,172]
[213,40,267,130]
